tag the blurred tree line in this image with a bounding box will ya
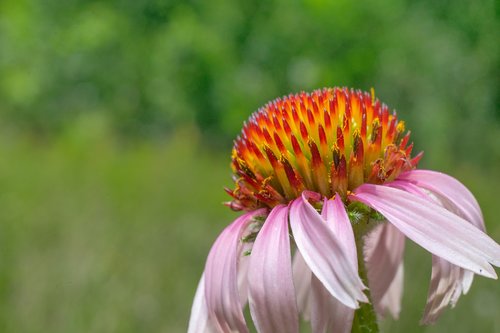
[0,0,498,167]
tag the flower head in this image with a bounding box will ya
[227,87,420,210]
[189,87,500,333]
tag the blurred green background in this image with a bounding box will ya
[0,0,499,332]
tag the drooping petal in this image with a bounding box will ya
[420,256,464,324]
[188,274,217,333]
[352,184,500,278]
[398,170,484,229]
[292,251,312,321]
[322,195,357,264]
[311,276,354,333]
[363,223,405,319]
[307,195,357,333]
[204,209,267,333]
[461,270,474,294]
[389,180,479,323]
[397,171,487,305]
[378,263,404,319]
[450,268,466,305]
[248,205,299,333]
[289,194,368,309]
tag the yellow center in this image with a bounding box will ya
[227,87,421,210]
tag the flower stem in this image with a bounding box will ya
[352,227,380,333]
[351,292,379,333]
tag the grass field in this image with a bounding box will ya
[0,126,498,332]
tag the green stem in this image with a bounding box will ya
[351,229,379,333]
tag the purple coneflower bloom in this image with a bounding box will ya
[188,87,500,332]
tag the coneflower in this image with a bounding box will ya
[188,87,500,333]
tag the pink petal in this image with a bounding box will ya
[321,195,357,265]
[363,223,405,319]
[378,263,404,319]
[289,194,368,309]
[188,274,217,333]
[387,180,430,200]
[421,256,464,324]
[248,205,299,333]
[292,251,312,321]
[389,180,475,323]
[450,268,466,305]
[398,170,484,230]
[352,184,500,278]
[461,270,474,294]
[397,171,486,302]
[311,275,354,333]
[204,209,267,333]
[307,195,358,333]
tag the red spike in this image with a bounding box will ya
[318,93,324,106]
[281,106,291,121]
[291,135,303,156]
[411,151,424,167]
[373,100,381,119]
[262,127,274,146]
[249,141,265,161]
[309,139,329,195]
[332,145,341,168]
[235,158,255,178]
[292,106,300,125]
[323,109,332,131]
[252,122,263,140]
[261,112,273,129]
[361,109,367,139]
[386,118,396,139]
[272,115,282,132]
[343,114,349,132]
[307,95,314,109]
[299,121,309,142]
[308,140,322,166]
[307,108,315,128]
[318,125,327,148]
[237,170,260,189]
[299,100,306,114]
[371,119,381,145]
[405,142,414,156]
[273,132,287,154]
[329,97,336,117]
[353,132,364,161]
[381,104,389,128]
[312,102,319,117]
[336,126,344,151]
[224,187,236,198]
[224,200,246,211]
[282,118,292,136]
[318,124,328,159]
[264,145,279,168]
[281,156,304,191]
[348,131,365,189]
[330,154,347,197]
[345,98,351,121]
[399,131,410,149]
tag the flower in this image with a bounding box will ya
[188,87,500,332]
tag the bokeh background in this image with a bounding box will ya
[0,0,499,332]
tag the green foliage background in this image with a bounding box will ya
[0,0,499,332]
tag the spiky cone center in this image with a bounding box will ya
[227,87,422,210]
